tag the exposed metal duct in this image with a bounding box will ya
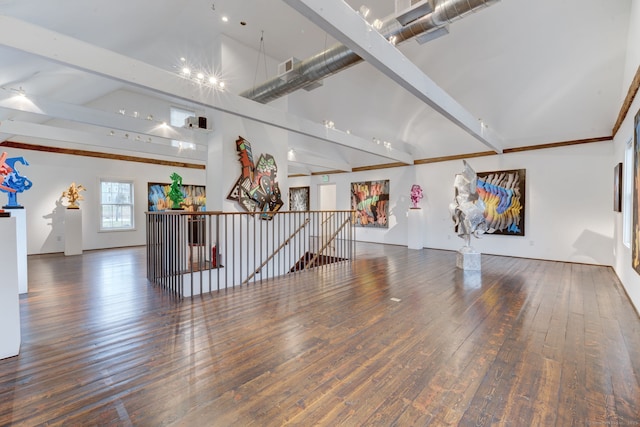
[240,0,500,104]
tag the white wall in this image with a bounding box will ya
[612,0,640,313]
[3,148,205,255]
[298,141,614,266]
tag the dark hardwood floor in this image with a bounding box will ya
[1,243,639,426]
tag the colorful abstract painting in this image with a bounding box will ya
[148,182,206,212]
[289,186,310,211]
[476,169,526,236]
[227,136,284,220]
[633,108,640,274]
[351,180,389,228]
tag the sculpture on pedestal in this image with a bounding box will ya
[410,184,423,209]
[449,161,487,270]
[168,172,185,209]
[0,154,32,209]
[62,183,86,209]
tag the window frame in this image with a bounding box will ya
[99,178,135,232]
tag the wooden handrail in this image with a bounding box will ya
[242,218,311,284]
[304,216,351,270]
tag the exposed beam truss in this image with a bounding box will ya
[0,15,414,165]
[282,0,503,154]
[0,120,205,161]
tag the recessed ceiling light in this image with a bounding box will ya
[221,16,228,22]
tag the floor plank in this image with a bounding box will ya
[0,244,639,426]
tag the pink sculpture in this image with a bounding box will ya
[0,152,16,194]
[410,184,423,209]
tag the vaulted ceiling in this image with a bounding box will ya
[0,0,633,175]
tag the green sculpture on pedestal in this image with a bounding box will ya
[168,172,184,210]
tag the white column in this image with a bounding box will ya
[6,208,28,294]
[64,208,83,256]
[0,214,21,359]
[407,208,424,250]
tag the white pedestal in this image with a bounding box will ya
[407,208,424,250]
[64,208,83,256]
[6,208,28,294]
[456,246,481,270]
[0,215,21,359]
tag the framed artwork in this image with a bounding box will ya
[148,182,206,212]
[289,186,310,211]
[227,137,284,220]
[351,180,389,228]
[476,169,526,236]
[614,162,622,213]
[633,108,640,274]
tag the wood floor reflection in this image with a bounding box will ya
[1,243,639,426]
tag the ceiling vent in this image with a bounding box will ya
[303,80,324,92]
[395,0,433,26]
[277,57,301,82]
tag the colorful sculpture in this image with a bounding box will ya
[62,182,86,209]
[0,152,16,195]
[227,136,283,219]
[410,184,423,209]
[168,172,185,209]
[449,160,487,247]
[0,155,32,208]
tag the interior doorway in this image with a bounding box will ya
[318,183,336,211]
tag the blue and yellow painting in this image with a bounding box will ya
[148,182,206,212]
[476,169,525,236]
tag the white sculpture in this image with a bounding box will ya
[449,160,487,270]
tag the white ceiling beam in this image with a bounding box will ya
[0,120,206,161]
[282,0,504,154]
[0,15,414,165]
[0,88,198,143]
[288,150,352,171]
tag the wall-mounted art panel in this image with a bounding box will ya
[351,180,389,228]
[227,136,283,219]
[614,162,622,213]
[148,182,206,212]
[633,108,640,274]
[289,186,310,211]
[476,169,526,236]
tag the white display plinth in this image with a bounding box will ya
[0,215,21,359]
[6,208,28,294]
[64,208,83,256]
[456,246,481,271]
[407,208,424,250]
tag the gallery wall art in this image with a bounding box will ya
[289,186,310,211]
[614,162,622,213]
[227,136,283,219]
[351,180,389,228]
[148,182,206,211]
[633,108,640,274]
[476,168,526,236]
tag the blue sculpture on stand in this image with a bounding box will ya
[0,156,32,209]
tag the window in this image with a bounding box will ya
[100,179,134,231]
[623,138,633,248]
[170,106,196,150]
